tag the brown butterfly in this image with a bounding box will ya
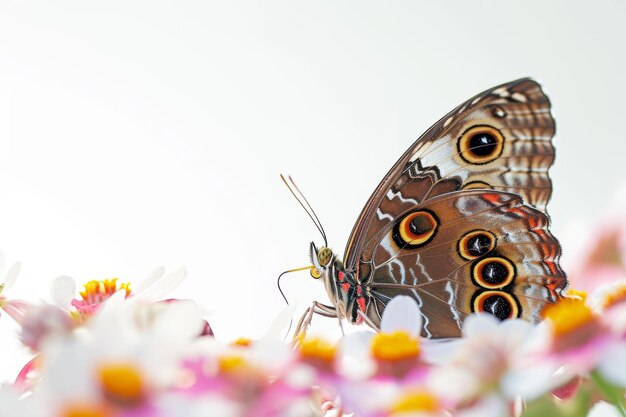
[290,78,567,339]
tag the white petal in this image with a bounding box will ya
[502,362,562,400]
[250,338,292,371]
[284,364,316,389]
[340,330,375,357]
[380,295,422,337]
[598,342,626,387]
[101,289,127,311]
[429,367,478,401]
[136,267,186,301]
[263,303,297,341]
[588,401,623,417]
[159,394,242,417]
[50,275,76,308]
[421,338,463,365]
[338,331,376,379]
[135,266,166,294]
[3,261,21,291]
[152,300,204,341]
[461,313,499,337]
[499,318,533,336]
[40,337,98,407]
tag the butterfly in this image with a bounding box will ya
[288,78,567,339]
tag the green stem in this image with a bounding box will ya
[591,370,626,417]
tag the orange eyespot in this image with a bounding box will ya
[472,290,520,320]
[472,256,516,289]
[461,180,493,190]
[392,210,439,249]
[317,247,333,267]
[458,230,496,260]
[310,267,322,279]
[457,125,504,165]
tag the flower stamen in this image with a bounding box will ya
[98,363,144,407]
[62,404,109,417]
[72,278,131,314]
[542,298,595,337]
[391,391,440,413]
[371,330,420,362]
[602,282,626,309]
[299,337,337,370]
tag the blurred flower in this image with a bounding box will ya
[540,297,610,375]
[587,279,626,336]
[564,186,626,293]
[339,296,426,380]
[429,314,557,417]
[35,292,205,415]
[19,304,74,351]
[0,384,45,417]
[4,230,626,417]
[336,296,444,417]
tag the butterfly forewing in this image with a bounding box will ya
[344,78,556,272]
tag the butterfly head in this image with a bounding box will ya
[309,242,334,280]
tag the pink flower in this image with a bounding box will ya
[564,187,626,293]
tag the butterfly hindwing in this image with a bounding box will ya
[362,190,566,338]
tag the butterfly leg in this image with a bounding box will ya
[357,309,380,331]
[292,301,337,345]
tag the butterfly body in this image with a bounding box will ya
[303,78,567,339]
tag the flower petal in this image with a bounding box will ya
[420,338,463,365]
[380,295,422,337]
[597,342,626,387]
[135,266,166,294]
[588,401,623,417]
[3,261,21,291]
[263,303,296,342]
[50,275,76,309]
[461,313,499,337]
[136,267,186,301]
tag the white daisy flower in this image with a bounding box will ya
[36,291,205,415]
[428,313,560,416]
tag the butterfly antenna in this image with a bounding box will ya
[280,174,328,246]
[277,265,315,340]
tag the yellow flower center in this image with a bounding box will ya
[231,337,253,347]
[61,404,109,417]
[391,391,439,413]
[219,355,247,373]
[542,298,595,336]
[602,283,626,309]
[72,278,132,314]
[80,278,131,302]
[565,288,587,301]
[98,363,144,406]
[371,331,420,361]
[299,337,337,363]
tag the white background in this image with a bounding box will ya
[1,1,625,380]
